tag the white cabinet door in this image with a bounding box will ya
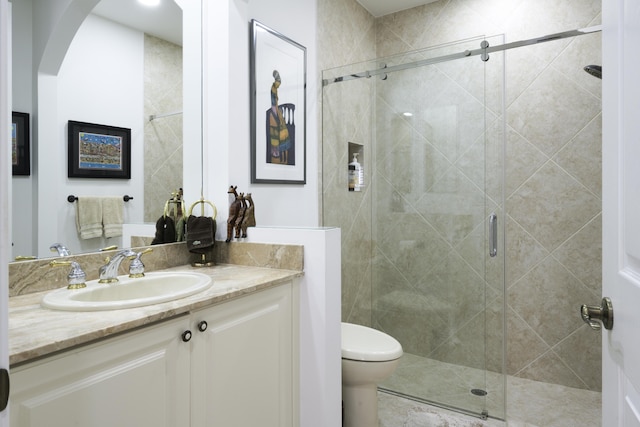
[10,315,191,427]
[191,283,295,427]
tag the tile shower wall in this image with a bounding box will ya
[320,0,602,391]
[319,0,376,326]
[144,34,183,222]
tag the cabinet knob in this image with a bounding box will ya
[198,321,208,332]
[181,330,192,342]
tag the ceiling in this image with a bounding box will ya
[355,0,439,17]
[91,0,182,46]
[91,0,436,46]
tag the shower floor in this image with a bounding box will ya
[379,352,601,426]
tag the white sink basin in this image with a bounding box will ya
[42,271,213,311]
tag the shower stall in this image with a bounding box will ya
[322,35,507,419]
[322,22,602,420]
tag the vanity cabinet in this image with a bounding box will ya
[10,281,298,427]
[10,315,192,426]
[190,281,297,427]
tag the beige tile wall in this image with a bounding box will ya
[319,0,377,326]
[320,0,602,392]
[143,35,183,222]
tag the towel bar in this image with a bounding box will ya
[68,195,133,203]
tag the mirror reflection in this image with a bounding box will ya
[10,0,202,260]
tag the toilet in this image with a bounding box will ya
[341,322,403,427]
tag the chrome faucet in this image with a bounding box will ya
[49,243,71,256]
[98,249,136,283]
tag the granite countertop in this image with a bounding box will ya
[9,263,303,366]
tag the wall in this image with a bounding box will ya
[53,14,144,255]
[247,227,342,427]
[143,34,183,222]
[204,0,319,239]
[320,0,602,392]
[318,0,376,325]
[11,3,188,257]
[1,3,12,424]
[10,0,34,259]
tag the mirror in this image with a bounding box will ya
[10,0,203,260]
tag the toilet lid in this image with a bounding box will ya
[341,322,403,362]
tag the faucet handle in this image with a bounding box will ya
[129,248,153,278]
[49,243,71,257]
[49,260,86,289]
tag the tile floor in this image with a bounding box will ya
[377,353,601,427]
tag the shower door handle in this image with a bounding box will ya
[489,213,497,257]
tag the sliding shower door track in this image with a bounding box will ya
[378,387,501,422]
[323,25,601,86]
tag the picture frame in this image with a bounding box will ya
[250,19,306,184]
[67,120,131,179]
[12,112,30,176]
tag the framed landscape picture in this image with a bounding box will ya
[67,120,131,179]
[12,112,30,176]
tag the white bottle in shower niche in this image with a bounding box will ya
[349,153,363,192]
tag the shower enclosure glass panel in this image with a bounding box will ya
[322,35,505,419]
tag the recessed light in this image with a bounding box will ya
[403,112,413,117]
[139,0,160,6]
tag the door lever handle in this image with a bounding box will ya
[580,297,613,331]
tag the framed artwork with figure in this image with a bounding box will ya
[250,19,306,184]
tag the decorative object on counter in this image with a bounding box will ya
[226,187,257,241]
[240,193,256,238]
[152,190,186,245]
[67,120,131,179]
[172,189,187,242]
[234,193,247,239]
[226,186,241,242]
[186,198,217,267]
[250,19,307,184]
[12,111,30,176]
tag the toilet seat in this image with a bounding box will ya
[341,322,403,362]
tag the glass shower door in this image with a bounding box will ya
[371,36,505,419]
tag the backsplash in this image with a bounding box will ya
[9,241,304,297]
